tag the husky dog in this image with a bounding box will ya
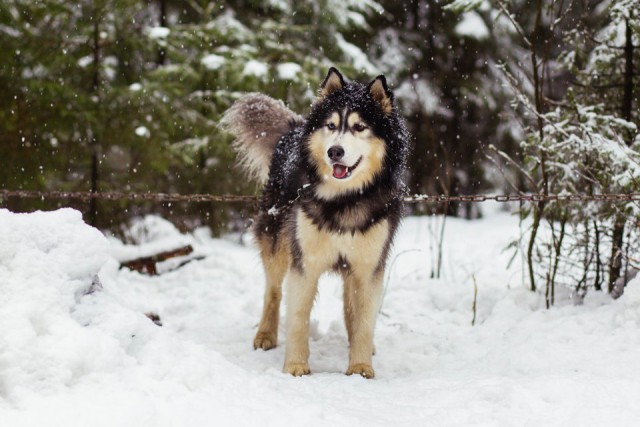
[221,67,409,378]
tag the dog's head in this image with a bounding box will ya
[306,67,398,200]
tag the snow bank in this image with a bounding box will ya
[0,210,241,424]
[3,208,640,426]
[0,209,108,400]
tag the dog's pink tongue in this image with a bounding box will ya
[333,164,348,179]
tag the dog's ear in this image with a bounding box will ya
[368,75,394,115]
[319,67,345,98]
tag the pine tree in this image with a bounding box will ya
[0,0,386,230]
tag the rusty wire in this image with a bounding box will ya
[0,189,256,203]
[406,193,640,203]
[2,189,640,204]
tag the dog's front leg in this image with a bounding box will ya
[283,270,319,376]
[346,272,384,379]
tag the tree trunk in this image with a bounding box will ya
[157,0,167,65]
[622,17,633,139]
[593,220,602,291]
[608,17,635,292]
[526,0,548,293]
[609,215,625,293]
[89,11,101,227]
[89,150,99,226]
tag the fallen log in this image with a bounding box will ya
[120,245,194,275]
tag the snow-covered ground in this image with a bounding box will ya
[2,206,640,426]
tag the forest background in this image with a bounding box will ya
[1,0,639,296]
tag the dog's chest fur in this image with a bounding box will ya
[294,208,390,277]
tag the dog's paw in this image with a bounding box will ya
[253,331,277,350]
[283,362,311,377]
[346,363,375,379]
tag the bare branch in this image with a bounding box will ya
[487,144,539,191]
[494,0,533,48]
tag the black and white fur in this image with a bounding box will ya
[221,67,409,378]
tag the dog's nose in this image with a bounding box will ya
[327,146,345,161]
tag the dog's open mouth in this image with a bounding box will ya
[332,156,362,179]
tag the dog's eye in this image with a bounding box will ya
[327,123,337,131]
[353,123,367,132]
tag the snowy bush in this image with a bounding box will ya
[515,0,640,300]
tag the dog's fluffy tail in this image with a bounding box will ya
[220,93,304,185]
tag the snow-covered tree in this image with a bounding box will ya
[0,0,385,229]
[516,0,640,299]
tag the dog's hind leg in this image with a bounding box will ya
[254,239,288,351]
[283,270,320,376]
[345,271,384,379]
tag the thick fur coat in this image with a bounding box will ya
[221,68,410,378]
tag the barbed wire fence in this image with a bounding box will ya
[2,189,640,204]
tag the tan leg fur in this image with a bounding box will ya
[283,269,321,376]
[342,273,355,346]
[254,238,289,351]
[280,210,389,378]
[344,270,384,379]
